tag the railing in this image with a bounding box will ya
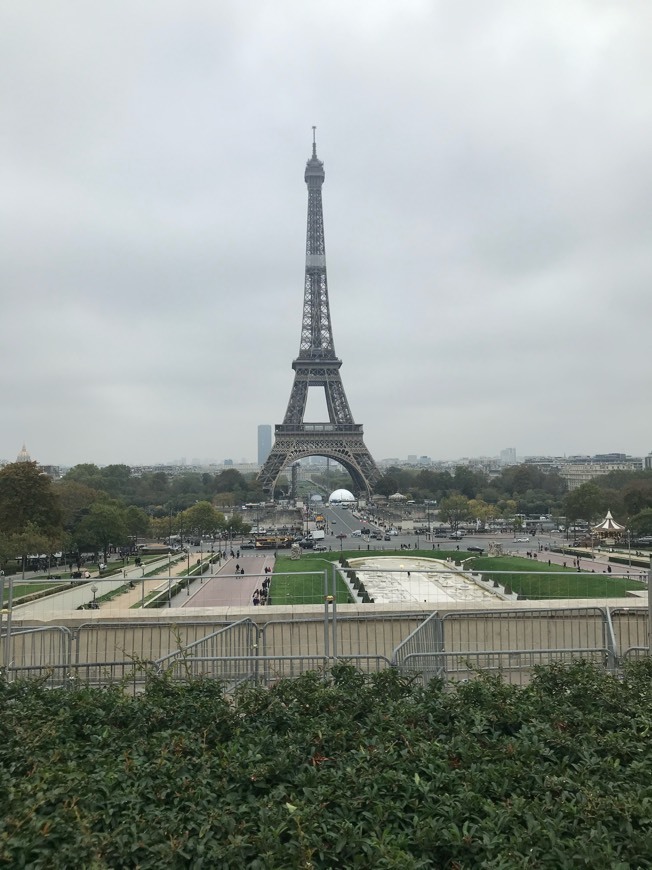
[2,626,72,687]
[1,604,650,689]
[400,647,612,687]
[155,619,259,688]
[275,423,363,434]
[392,606,619,683]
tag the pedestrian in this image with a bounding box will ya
[240,568,245,575]
[235,564,240,573]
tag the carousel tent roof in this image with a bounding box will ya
[593,510,625,532]
[388,492,407,501]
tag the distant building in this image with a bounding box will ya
[16,443,31,463]
[257,425,272,467]
[499,448,517,466]
[643,452,652,471]
[559,457,643,490]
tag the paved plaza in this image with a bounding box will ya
[350,557,500,605]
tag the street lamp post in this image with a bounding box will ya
[91,584,98,608]
[167,549,171,607]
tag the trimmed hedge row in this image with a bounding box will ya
[2,660,652,867]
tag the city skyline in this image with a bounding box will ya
[2,440,648,474]
[2,4,652,466]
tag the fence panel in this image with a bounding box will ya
[440,607,609,654]
[609,607,649,659]
[155,619,259,690]
[2,626,72,686]
[392,607,615,685]
[401,647,611,687]
[391,612,443,672]
[334,612,429,660]
[74,620,237,667]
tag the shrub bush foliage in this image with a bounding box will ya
[2,660,652,867]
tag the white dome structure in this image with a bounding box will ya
[329,488,355,503]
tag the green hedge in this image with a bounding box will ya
[608,554,650,568]
[2,661,652,867]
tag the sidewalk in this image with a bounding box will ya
[11,553,229,618]
[505,546,649,580]
[115,555,236,609]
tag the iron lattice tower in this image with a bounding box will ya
[258,131,380,498]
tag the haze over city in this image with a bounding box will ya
[2,3,651,468]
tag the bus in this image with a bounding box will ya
[254,536,293,550]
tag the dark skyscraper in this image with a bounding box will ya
[257,425,272,466]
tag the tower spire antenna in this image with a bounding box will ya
[312,125,317,157]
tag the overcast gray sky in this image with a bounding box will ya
[2,1,651,468]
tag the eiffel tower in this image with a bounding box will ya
[258,131,381,498]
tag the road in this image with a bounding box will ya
[318,504,649,580]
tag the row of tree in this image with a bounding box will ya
[2,459,651,573]
[377,464,652,535]
[0,463,254,572]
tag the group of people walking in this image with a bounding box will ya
[252,574,271,607]
[252,566,272,606]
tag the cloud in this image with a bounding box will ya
[1,1,651,468]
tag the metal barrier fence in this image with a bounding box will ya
[1,604,651,689]
[610,607,650,658]
[392,606,618,684]
[74,620,237,666]
[155,619,258,689]
[2,626,72,686]
[400,647,612,687]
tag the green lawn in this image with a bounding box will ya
[1,581,68,604]
[468,555,645,599]
[270,555,352,605]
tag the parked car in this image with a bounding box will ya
[384,535,391,541]
[514,537,530,543]
[467,546,484,554]
[314,544,328,551]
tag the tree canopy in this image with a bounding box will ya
[0,462,62,537]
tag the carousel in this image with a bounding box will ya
[592,510,626,542]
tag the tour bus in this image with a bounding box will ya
[254,536,293,550]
